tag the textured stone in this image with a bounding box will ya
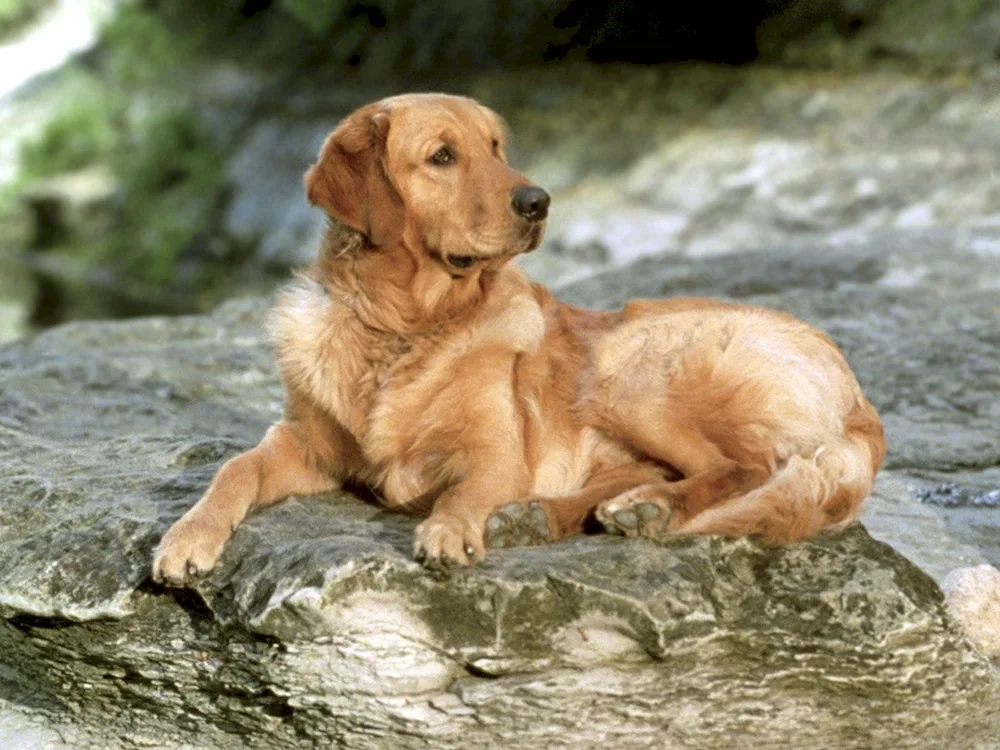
[0,299,280,621]
[1,230,999,748]
[759,0,1000,69]
[944,565,1000,660]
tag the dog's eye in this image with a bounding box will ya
[429,146,456,166]
[491,138,500,155]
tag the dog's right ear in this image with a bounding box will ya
[305,105,403,248]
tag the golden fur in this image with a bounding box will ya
[153,93,885,584]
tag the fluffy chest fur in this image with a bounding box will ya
[269,269,554,505]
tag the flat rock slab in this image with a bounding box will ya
[1,230,999,748]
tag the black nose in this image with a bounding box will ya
[511,186,550,222]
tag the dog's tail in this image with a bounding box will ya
[679,399,885,544]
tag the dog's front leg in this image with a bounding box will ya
[153,420,339,586]
[413,468,528,568]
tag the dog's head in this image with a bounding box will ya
[305,94,548,277]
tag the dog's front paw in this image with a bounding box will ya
[413,514,486,568]
[152,514,232,587]
[483,501,551,549]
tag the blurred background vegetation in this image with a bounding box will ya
[0,0,998,340]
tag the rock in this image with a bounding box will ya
[504,65,1000,286]
[1,229,1000,748]
[20,165,117,248]
[223,118,333,270]
[208,66,1000,289]
[944,565,1000,660]
[758,0,1000,69]
[0,298,280,621]
[912,482,1000,509]
[862,471,994,584]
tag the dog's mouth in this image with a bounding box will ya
[433,223,545,277]
[447,254,480,269]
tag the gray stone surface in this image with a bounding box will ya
[509,67,1000,286]
[0,300,280,621]
[1,229,1000,748]
[759,0,1000,69]
[211,65,1000,289]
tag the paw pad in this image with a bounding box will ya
[597,500,669,538]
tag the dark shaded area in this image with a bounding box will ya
[548,0,795,64]
[141,0,803,72]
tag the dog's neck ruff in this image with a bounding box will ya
[312,220,496,336]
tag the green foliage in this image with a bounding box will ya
[280,0,347,36]
[0,0,48,37]
[16,5,227,291]
[104,108,224,285]
[18,94,117,179]
[100,4,202,89]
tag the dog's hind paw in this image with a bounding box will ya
[595,491,673,538]
[483,501,551,549]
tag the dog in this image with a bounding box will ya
[153,93,885,585]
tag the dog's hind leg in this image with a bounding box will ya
[676,435,878,543]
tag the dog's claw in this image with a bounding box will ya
[413,514,484,568]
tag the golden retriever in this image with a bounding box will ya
[153,93,885,584]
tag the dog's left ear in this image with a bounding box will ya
[305,106,404,248]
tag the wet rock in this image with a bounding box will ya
[913,483,1000,509]
[0,298,279,621]
[223,118,333,270]
[861,472,994,584]
[502,66,1000,285]
[1,228,999,747]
